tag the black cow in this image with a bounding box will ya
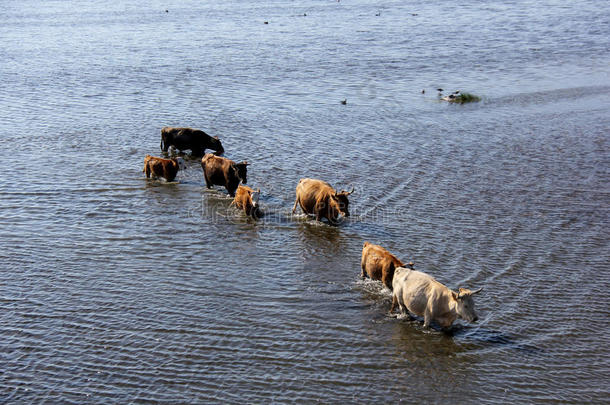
[160,127,224,156]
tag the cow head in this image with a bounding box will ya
[233,161,249,184]
[452,287,482,323]
[211,136,224,156]
[334,186,354,217]
[251,187,260,208]
[249,188,263,218]
[172,157,187,171]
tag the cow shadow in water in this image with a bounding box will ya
[389,312,542,355]
[161,149,203,161]
[450,325,542,355]
[296,221,346,257]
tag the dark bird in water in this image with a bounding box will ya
[264,21,269,24]
[165,9,169,13]
[437,88,443,92]
[341,99,347,105]
[453,90,460,94]
[421,89,425,94]
[375,11,381,16]
[303,13,307,16]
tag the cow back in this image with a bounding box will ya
[362,242,404,288]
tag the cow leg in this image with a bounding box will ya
[381,262,394,290]
[144,164,151,178]
[390,294,398,313]
[203,174,212,189]
[423,309,432,328]
[360,259,367,279]
[291,198,299,214]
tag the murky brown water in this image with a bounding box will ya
[1,0,609,402]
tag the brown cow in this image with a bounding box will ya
[143,154,186,182]
[201,154,248,197]
[361,241,413,290]
[291,178,354,224]
[231,185,262,219]
[390,266,482,330]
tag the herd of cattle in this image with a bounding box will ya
[143,127,483,331]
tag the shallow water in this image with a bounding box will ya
[1,0,609,402]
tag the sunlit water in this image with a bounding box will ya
[1,0,609,402]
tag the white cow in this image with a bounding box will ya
[391,266,482,329]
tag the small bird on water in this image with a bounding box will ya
[341,99,347,105]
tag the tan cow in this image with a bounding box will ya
[143,155,186,182]
[232,185,262,219]
[391,266,482,329]
[291,178,353,224]
[201,154,248,197]
[361,242,413,290]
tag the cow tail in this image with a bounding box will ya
[160,137,164,152]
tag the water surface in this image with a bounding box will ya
[1,0,609,402]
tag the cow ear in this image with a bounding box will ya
[213,136,219,140]
[452,291,459,300]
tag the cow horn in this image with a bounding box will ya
[472,287,483,295]
[347,185,355,195]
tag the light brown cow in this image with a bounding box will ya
[143,155,186,182]
[361,242,413,290]
[201,154,248,197]
[231,185,262,219]
[390,266,482,330]
[291,178,353,224]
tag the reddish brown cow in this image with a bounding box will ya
[361,242,413,290]
[291,178,354,224]
[143,155,186,182]
[231,185,262,219]
[201,154,248,197]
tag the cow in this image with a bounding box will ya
[390,266,482,330]
[143,154,186,182]
[231,185,262,219]
[201,154,248,197]
[291,178,354,224]
[361,241,413,290]
[160,127,224,156]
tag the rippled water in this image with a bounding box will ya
[1,0,609,402]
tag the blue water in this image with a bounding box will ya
[1,0,609,402]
